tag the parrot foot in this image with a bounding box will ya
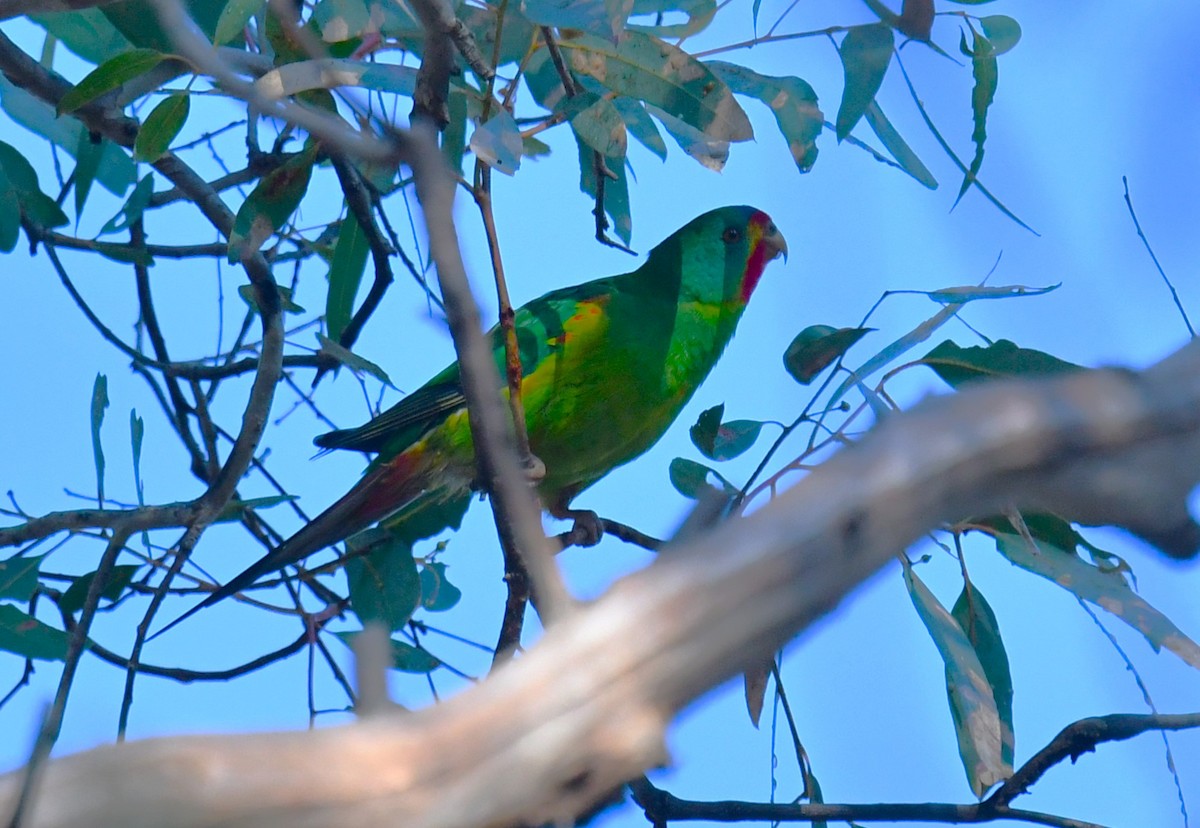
[554,509,605,549]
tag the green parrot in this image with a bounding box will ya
[164,205,786,630]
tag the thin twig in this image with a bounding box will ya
[1122,176,1195,338]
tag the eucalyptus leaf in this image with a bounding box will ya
[919,339,1082,389]
[228,144,318,262]
[708,61,822,173]
[836,23,894,140]
[903,562,1009,797]
[324,213,371,343]
[57,48,166,115]
[345,531,421,632]
[560,31,752,142]
[470,108,523,176]
[133,93,190,162]
[0,605,72,662]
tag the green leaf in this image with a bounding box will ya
[0,554,45,602]
[524,45,570,111]
[707,61,822,173]
[0,142,66,231]
[441,89,469,175]
[470,108,523,176]
[102,0,231,49]
[73,129,104,221]
[991,527,1200,669]
[30,9,132,65]
[806,769,828,828]
[390,640,441,673]
[237,283,306,315]
[863,101,936,188]
[689,403,723,458]
[316,334,394,386]
[90,374,109,504]
[59,564,141,616]
[0,166,19,253]
[228,144,317,262]
[669,457,717,499]
[860,0,899,26]
[783,325,872,384]
[628,0,716,38]
[919,339,1083,389]
[951,583,1014,767]
[973,513,1074,552]
[567,94,628,159]
[712,420,764,461]
[646,104,728,171]
[214,0,261,45]
[100,172,154,236]
[523,0,630,39]
[133,93,190,163]
[576,138,631,243]
[955,27,997,207]
[345,531,421,632]
[612,96,667,160]
[0,605,72,661]
[130,408,145,514]
[523,135,552,157]
[980,15,1021,55]
[324,213,371,343]
[559,31,752,142]
[57,48,166,115]
[0,76,136,197]
[462,3,536,68]
[836,23,894,140]
[419,562,462,612]
[213,494,297,523]
[903,561,1009,796]
[925,283,1059,303]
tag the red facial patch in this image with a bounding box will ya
[738,211,774,304]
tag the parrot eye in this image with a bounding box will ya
[721,227,742,244]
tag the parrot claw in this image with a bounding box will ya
[555,509,605,549]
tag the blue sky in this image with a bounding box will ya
[1,1,1199,826]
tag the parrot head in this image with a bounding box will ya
[646,205,788,307]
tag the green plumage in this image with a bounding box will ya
[165,205,787,629]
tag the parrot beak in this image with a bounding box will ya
[762,221,788,263]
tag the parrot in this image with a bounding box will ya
[160,205,787,633]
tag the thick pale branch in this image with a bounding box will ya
[3,339,1200,827]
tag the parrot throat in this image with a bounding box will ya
[738,240,773,304]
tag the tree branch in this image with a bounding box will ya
[3,336,1200,827]
[406,125,573,627]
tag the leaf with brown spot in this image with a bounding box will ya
[228,144,318,262]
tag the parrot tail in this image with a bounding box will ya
[151,445,434,638]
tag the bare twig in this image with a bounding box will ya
[629,776,1102,828]
[987,712,1200,808]
[1122,176,1195,338]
